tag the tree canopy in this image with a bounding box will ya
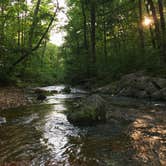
[61,0,166,85]
[0,0,166,86]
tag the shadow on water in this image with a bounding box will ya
[0,86,139,166]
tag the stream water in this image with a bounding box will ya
[0,86,138,166]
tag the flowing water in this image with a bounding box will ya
[0,86,136,166]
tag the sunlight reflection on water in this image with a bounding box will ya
[47,94,84,99]
[40,111,80,164]
[37,85,88,94]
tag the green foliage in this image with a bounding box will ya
[14,43,64,85]
[0,0,63,85]
[61,0,166,86]
[0,0,166,86]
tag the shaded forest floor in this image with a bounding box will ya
[129,108,166,166]
[106,100,166,165]
[0,87,29,110]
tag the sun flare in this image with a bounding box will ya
[143,17,153,26]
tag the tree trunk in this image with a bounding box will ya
[158,0,166,62]
[81,0,88,51]
[138,0,145,50]
[144,0,156,48]
[158,0,165,31]
[147,0,161,48]
[28,0,41,49]
[41,40,47,67]
[10,0,59,70]
[102,1,107,61]
[0,2,5,42]
[90,0,96,64]
[17,0,21,47]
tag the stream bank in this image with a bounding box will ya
[0,86,30,111]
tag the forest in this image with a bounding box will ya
[0,0,166,165]
[0,0,166,86]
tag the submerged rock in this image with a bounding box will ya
[37,94,46,101]
[67,95,106,126]
[61,86,71,94]
[52,90,58,93]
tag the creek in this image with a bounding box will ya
[0,85,155,166]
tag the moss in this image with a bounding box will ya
[67,95,106,126]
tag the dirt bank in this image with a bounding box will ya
[0,87,29,110]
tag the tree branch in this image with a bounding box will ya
[10,0,59,70]
[32,0,59,51]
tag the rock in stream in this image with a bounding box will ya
[67,94,107,126]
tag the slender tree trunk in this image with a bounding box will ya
[0,2,5,42]
[76,36,80,55]
[144,0,156,48]
[90,0,96,64]
[81,0,88,51]
[158,0,165,32]
[23,0,28,47]
[17,0,21,47]
[147,0,161,48]
[138,0,145,50]
[28,0,41,49]
[21,15,24,47]
[158,0,166,62]
[10,0,59,69]
[102,1,107,62]
[41,40,47,67]
[81,0,91,77]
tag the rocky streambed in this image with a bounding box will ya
[0,85,135,166]
[0,74,166,165]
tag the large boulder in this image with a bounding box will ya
[117,73,154,92]
[94,73,166,100]
[67,95,106,126]
[115,73,166,100]
[118,87,149,98]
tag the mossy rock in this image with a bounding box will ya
[67,95,106,126]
